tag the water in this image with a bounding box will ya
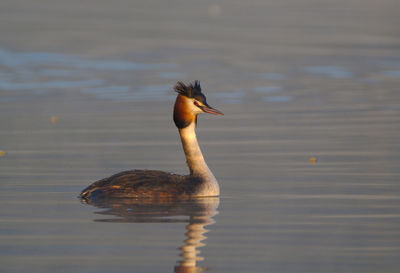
[1,0,400,272]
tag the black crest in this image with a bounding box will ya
[174,81,207,103]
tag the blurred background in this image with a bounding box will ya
[1,0,400,272]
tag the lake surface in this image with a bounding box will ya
[1,0,400,272]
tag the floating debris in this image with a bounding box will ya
[0,150,7,156]
[50,116,59,124]
[309,156,317,164]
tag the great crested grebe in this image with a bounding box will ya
[80,81,223,199]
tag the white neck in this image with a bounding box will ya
[179,122,220,196]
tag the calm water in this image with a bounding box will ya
[1,0,400,272]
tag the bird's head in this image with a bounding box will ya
[173,81,223,129]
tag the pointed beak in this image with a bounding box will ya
[200,104,224,115]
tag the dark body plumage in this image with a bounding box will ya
[80,170,202,199]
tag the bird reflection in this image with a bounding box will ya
[81,197,219,272]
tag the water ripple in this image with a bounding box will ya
[305,65,352,79]
[82,84,175,101]
[0,48,175,71]
[257,73,285,80]
[252,86,282,93]
[0,79,103,90]
[0,47,182,102]
[380,71,400,78]
[262,95,294,102]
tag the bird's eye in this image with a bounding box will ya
[193,100,201,107]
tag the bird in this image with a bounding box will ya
[79,81,223,200]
